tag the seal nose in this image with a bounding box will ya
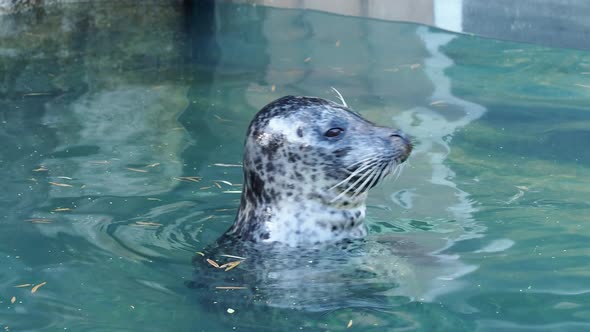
[389,130,411,144]
[389,130,413,162]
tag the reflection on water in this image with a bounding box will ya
[1,2,590,331]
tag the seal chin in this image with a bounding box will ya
[226,95,412,246]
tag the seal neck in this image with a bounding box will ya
[229,187,367,246]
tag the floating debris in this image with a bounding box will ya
[227,308,235,314]
[10,296,15,304]
[213,182,222,189]
[220,254,246,260]
[14,284,32,288]
[430,100,447,106]
[304,57,312,63]
[223,191,241,194]
[212,163,242,168]
[219,260,241,271]
[206,259,220,268]
[574,83,590,89]
[89,160,110,164]
[126,167,148,173]
[135,221,162,227]
[25,218,52,224]
[145,163,160,168]
[32,166,48,172]
[271,84,276,92]
[23,92,52,96]
[56,176,73,180]
[147,197,162,201]
[213,180,233,186]
[502,49,524,53]
[200,186,212,190]
[347,320,353,328]
[506,190,525,205]
[195,252,205,256]
[31,281,47,294]
[52,208,72,212]
[174,176,201,183]
[49,182,73,188]
[216,287,246,290]
[213,114,232,122]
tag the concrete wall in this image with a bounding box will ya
[228,0,590,50]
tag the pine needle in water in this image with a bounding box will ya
[206,259,220,268]
[31,281,47,294]
[220,254,246,260]
[49,182,73,187]
[135,221,162,227]
[52,208,72,212]
[126,167,148,173]
[174,176,201,183]
[212,163,242,168]
[25,218,52,223]
[219,260,241,271]
[215,286,247,290]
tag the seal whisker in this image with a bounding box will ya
[393,163,405,181]
[330,165,377,202]
[343,153,379,172]
[364,166,384,196]
[351,166,380,199]
[333,165,374,198]
[382,162,403,184]
[330,159,378,191]
[330,87,348,107]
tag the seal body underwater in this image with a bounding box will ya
[224,95,412,246]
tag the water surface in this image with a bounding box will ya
[1,2,589,331]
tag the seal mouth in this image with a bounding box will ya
[330,155,406,203]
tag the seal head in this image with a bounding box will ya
[226,96,412,246]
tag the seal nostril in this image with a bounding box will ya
[389,132,411,145]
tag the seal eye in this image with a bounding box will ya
[324,128,344,138]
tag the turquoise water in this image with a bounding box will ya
[1,2,590,331]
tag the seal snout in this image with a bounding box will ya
[389,130,413,163]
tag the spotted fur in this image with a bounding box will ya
[225,96,412,246]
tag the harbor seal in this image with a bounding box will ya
[224,95,412,246]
